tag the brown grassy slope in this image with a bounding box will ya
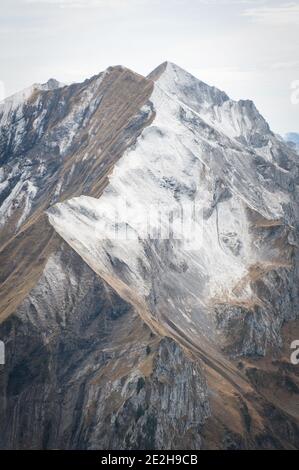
[0,66,154,322]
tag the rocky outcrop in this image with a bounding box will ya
[0,244,209,449]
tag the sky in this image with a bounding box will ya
[0,0,298,134]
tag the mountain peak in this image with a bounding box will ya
[147,61,273,144]
[44,78,64,90]
[148,60,230,116]
[148,61,194,81]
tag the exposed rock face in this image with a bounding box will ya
[0,244,209,449]
[0,62,299,449]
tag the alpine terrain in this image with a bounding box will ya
[0,62,298,450]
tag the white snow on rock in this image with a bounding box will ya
[47,63,293,353]
[153,62,270,142]
[56,73,105,156]
[0,176,37,229]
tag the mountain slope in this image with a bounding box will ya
[47,62,299,448]
[0,66,154,322]
[0,63,299,449]
[0,242,209,449]
[48,61,299,357]
[0,65,211,450]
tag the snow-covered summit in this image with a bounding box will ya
[149,61,229,109]
[149,61,271,148]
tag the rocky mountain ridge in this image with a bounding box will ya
[0,62,298,449]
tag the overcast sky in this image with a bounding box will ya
[0,0,298,134]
